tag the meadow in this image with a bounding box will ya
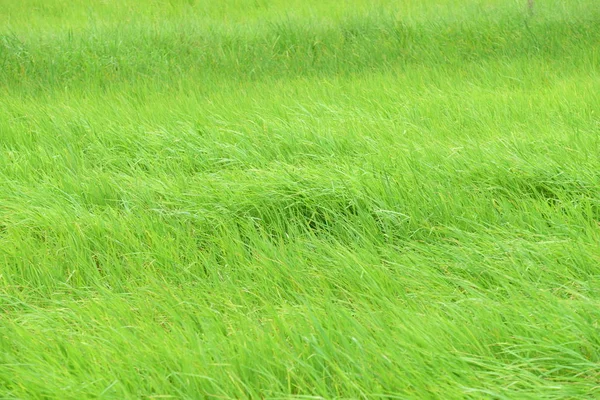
[1,0,600,398]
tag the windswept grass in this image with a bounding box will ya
[1,0,600,398]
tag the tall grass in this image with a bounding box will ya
[1,0,600,398]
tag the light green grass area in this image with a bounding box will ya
[1,0,600,398]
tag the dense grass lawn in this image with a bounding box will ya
[1,0,600,398]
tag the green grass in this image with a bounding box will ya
[1,0,600,398]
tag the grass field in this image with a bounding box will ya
[1,0,600,398]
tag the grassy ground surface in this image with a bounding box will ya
[1,0,600,398]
